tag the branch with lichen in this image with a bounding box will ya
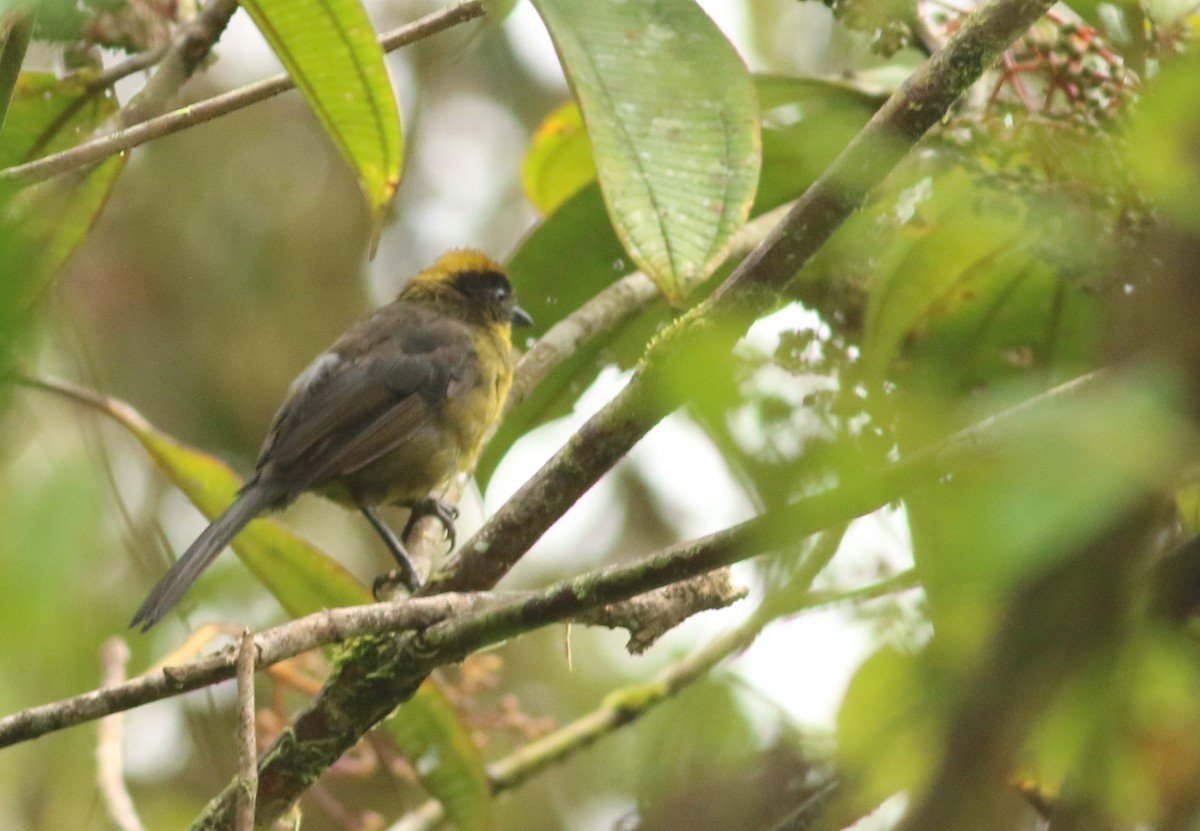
[0,491,870,750]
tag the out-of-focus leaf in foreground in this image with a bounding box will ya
[842,374,1191,820]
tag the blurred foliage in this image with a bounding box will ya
[32,0,177,56]
[1,1,1200,831]
[820,0,920,56]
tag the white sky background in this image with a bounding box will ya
[111,0,920,819]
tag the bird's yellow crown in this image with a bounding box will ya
[428,248,505,278]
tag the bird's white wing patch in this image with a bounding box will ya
[288,351,341,398]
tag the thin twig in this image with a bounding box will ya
[803,568,920,609]
[0,1,486,183]
[68,42,171,94]
[234,629,258,831]
[96,638,146,831]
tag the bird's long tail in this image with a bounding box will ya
[130,484,277,631]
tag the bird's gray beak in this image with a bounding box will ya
[510,305,534,328]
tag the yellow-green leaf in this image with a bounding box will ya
[240,0,403,228]
[1125,51,1200,233]
[522,101,594,215]
[2,73,125,310]
[383,680,494,830]
[837,645,940,806]
[530,0,761,303]
[72,385,368,616]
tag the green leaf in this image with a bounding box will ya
[1,73,125,312]
[530,0,760,303]
[383,680,494,830]
[861,168,1104,397]
[838,645,942,806]
[522,101,594,215]
[1125,52,1200,233]
[86,389,369,616]
[906,373,1186,658]
[751,74,883,212]
[240,0,402,228]
[518,75,878,221]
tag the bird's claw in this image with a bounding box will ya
[373,568,423,601]
[403,497,459,549]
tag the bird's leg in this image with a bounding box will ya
[360,505,422,596]
[402,497,460,550]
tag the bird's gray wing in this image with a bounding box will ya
[255,307,473,494]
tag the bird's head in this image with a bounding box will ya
[401,249,533,331]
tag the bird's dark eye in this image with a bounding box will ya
[493,285,510,303]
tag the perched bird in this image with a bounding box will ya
[130,250,531,631]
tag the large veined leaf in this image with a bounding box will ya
[240,0,402,230]
[530,0,760,303]
[520,75,881,219]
